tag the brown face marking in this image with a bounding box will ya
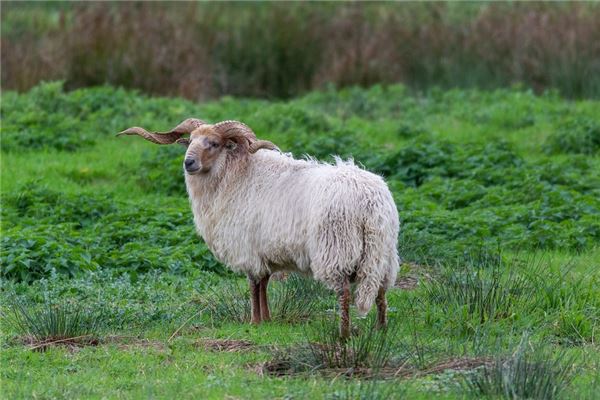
[186,127,226,174]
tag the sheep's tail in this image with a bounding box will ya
[354,216,399,317]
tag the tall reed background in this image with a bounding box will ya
[2,2,600,100]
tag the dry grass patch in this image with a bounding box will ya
[263,355,491,380]
[103,335,167,352]
[20,334,99,352]
[196,338,255,353]
[395,262,430,290]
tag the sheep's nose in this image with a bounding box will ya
[184,158,196,168]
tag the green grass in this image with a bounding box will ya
[1,82,599,398]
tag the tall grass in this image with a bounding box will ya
[4,300,100,349]
[461,335,576,399]
[422,256,535,335]
[264,315,403,378]
[3,2,600,99]
[305,316,400,371]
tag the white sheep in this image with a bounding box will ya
[119,119,399,337]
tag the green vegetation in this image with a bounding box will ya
[1,82,599,398]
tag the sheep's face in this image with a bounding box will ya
[178,126,236,175]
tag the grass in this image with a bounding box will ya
[0,82,599,398]
[461,335,577,399]
[263,315,401,377]
[201,274,332,325]
[4,300,100,350]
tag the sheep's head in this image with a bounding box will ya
[118,119,278,175]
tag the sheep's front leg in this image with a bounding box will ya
[259,274,271,322]
[339,277,351,339]
[376,287,387,329]
[249,277,261,324]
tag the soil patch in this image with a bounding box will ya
[103,335,167,352]
[262,355,491,379]
[196,338,255,352]
[395,262,431,290]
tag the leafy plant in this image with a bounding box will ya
[544,118,600,155]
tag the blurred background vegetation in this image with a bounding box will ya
[2,1,600,100]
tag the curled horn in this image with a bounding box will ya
[117,118,206,144]
[249,140,279,153]
[213,120,278,153]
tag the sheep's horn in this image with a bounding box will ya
[117,118,206,144]
[213,120,278,153]
[213,120,257,142]
[249,140,279,153]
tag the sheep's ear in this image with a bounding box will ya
[176,138,190,148]
[225,140,237,151]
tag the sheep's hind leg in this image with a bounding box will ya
[339,276,351,340]
[376,287,387,329]
[259,274,271,322]
[249,277,261,324]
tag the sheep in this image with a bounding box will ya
[118,118,399,338]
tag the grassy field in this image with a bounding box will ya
[1,82,599,399]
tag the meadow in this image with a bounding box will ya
[1,82,599,399]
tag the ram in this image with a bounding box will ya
[119,119,399,337]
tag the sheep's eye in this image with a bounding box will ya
[203,138,219,149]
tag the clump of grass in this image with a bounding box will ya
[265,315,402,377]
[203,280,251,324]
[533,264,599,346]
[423,257,534,335]
[203,274,332,325]
[307,316,400,372]
[5,300,100,350]
[461,336,576,399]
